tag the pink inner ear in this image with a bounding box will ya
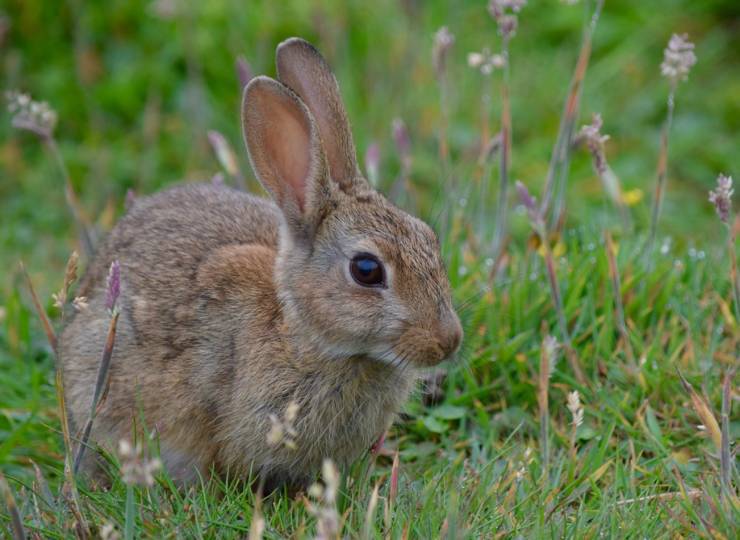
[266,100,312,210]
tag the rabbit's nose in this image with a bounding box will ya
[438,311,463,359]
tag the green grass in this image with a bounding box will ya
[1,0,739,538]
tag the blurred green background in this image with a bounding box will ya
[1,0,738,294]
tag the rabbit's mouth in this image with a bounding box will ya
[368,326,461,369]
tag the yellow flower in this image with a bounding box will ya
[621,188,643,206]
[538,241,566,258]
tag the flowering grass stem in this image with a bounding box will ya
[542,236,585,384]
[207,129,247,190]
[516,181,586,384]
[73,310,119,474]
[645,88,676,263]
[45,136,95,259]
[708,174,739,322]
[20,260,85,523]
[538,336,558,482]
[578,114,630,228]
[604,231,636,366]
[541,0,603,228]
[646,34,697,263]
[491,43,512,260]
[433,27,454,175]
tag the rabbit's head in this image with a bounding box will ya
[242,38,461,368]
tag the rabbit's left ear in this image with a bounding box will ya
[276,38,367,192]
[242,76,332,240]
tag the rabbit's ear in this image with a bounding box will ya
[276,38,367,193]
[242,76,331,235]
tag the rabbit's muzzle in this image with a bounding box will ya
[396,312,463,367]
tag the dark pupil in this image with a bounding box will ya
[351,256,384,286]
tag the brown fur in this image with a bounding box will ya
[60,38,461,489]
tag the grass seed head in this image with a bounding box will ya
[100,522,121,540]
[118,439,161,487]
[105,260,121,314]
[515,180,542,225]
[307,459,341,540]
[266,401,300,450]
[567,390,584,428]
[5,90,58,138]
[207,130,239,177]
[52,250,80,310]
[432,26,455,80]
[467,48,505,75]
[578,113,610,175]
[660,33,696,85]
[72,296,89,312]
[488,0,527,39]
[708,174,733,224]
[541,335,559,379]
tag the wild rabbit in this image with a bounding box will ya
[60,37,462,490]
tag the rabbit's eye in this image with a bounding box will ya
[350,253,386,288]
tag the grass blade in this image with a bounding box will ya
[676,369,722,451]
[124,484,135,540]
[720,368,735,501]
[20,262,57,353]
[0,473,26,540]
[604,231,636,366]
[362,481,381,540]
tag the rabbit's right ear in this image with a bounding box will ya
[242,76,331,238]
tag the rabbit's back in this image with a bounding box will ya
[80,183,279,299]
[60,183,282,480]
[75,183,280,357]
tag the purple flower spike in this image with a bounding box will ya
[432,26,455,80]
[709,174,733,225]
[365,142,380,185]
[516,180,540,222]
[106,260,121,313]
[392,118,410,160]
[125,189,137,211]
[236,55,253,92]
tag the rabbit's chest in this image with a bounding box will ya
[289,365,415,466]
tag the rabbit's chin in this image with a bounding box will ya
[364,343,445,369]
